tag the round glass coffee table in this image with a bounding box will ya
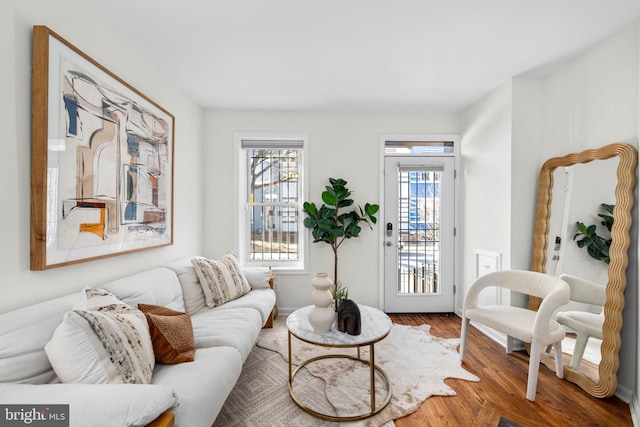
[286,304,392,422]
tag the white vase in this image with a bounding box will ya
[308,273,335,333]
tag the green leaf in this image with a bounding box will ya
[303,202,317,217]
[335,188,350,200]
[338,199,354,208]
[365,203,380,216]
[330,178,347,187]
[576,237,591,248]
[319,206,335,219]
[601,203,614,214]
[322,191,337,206]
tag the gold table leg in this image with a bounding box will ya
[287,334,392,422]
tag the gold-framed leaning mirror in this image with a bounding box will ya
[528,142,637,398]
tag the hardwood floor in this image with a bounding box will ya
[388,313,633,427]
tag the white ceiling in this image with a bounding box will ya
[89,0,640,113]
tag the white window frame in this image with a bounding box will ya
[234,132,309,273]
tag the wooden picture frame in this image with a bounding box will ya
[31,26,174,270]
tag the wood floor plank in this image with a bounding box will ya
[389,313,632,427]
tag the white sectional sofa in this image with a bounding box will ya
[0,256,276,427]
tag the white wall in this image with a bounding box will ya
[0,0,204,313]
[537,22,639,398]
[203,111,459,312]
[511,78,544,272]
[459,21,639,400]
[459,82,513,306]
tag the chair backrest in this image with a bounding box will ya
[464,270,570,345]
[470,270,567,298]
[558,273,607,306]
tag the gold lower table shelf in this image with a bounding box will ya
[287,334,392,422]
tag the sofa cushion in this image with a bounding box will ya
[0,293,77,384]
[190,307,262,362]
[243,267,273,289]
[164,258,207,314]
[101,267,186,313]
[191,255,251,307]
[0,383,177,427]
[152,346,243,427]
[210,288,276,327]
[45,288,155,384]
[139,304,196,364]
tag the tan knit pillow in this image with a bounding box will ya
[191,254,251,307]
[138,304,195,364]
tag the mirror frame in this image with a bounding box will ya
[528,142,637,398]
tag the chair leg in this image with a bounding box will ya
[553,340,564,378]
[570,333,589,369]
[506,336,514,354]
[460,317,470,362]
[526,342,542,401]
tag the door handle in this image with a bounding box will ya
[386,241,393,247]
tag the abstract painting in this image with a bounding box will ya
[31,26,174,270]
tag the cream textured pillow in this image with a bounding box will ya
[191,254,251,307]
[45,288,155,384]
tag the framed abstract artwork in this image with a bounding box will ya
[30,26,174,270]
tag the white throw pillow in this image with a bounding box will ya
[191,254,251,307]
[45,288,155,384]
[243,267,272,289]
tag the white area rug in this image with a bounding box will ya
[214,316,478,427]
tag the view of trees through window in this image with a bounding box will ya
[246,148,301,262]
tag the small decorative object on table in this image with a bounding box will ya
[332,281,348,312]
[338,299,361,335]
[308,273,335,333]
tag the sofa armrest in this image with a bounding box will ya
[263,274,278,328]
[147,412,175,427]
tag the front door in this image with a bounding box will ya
[383,156,455,313]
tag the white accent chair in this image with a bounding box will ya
[460,270,570,401]
[556,274,606,369]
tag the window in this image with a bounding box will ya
[236,133,307,272]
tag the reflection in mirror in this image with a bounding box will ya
[529,143,637,398]
[542,160,618,383]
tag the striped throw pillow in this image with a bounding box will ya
[191,254,251,307]
[45,288,155,384]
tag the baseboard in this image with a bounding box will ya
[631,393,640,426]
[277,307,295,316]
[616,384,634,404]
[470,322,526,351]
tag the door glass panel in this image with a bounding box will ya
[397,168,441,295]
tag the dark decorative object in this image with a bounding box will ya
[337,299,361,335]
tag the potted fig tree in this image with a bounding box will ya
[302,178,379,310]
